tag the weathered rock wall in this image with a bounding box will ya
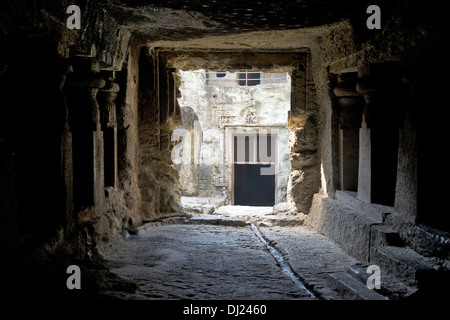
[307,1,450,267]
[136,49,182,220]
[94,40,143,255]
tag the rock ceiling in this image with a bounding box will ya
[106,0,374,41]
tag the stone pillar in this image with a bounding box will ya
[178,106,201,196]
[290,56,307,116]
[356,63,402,206]
[356,69,377,203]
[289,114,321,213]
[71,75,105,218]
[357,114,372,203]
[333,72,364,192]
[58,62,75,230]
[99,78,120,189]
[0,58,19,285]
[393,73,418,223]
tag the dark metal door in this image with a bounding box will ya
[234,164,275,206]
[233,133,276,206]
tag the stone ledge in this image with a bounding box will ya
[186,213,305,228]
[180,196,227,215]
[348,263,417,299]
[326,271,388,300]
[134,216,189,234]
[370,246,449,288]
[308,192,399,263]
[308,193,378,262]
[370,224,404,248]
[395,222,450,261]
[335,190,393,224]
[186,215,250,227]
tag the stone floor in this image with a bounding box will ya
[101,206,382,300]
[104,224,314,300]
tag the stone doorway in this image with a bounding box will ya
[233,133,276,206]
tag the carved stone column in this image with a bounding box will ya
[333,72,364,192]
[99,78,119,189]
[71,75,105,219]
[392,73,418,223]
[356,63,402,206]
[57,62,74,229]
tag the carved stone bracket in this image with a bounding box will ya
[99,79,120,130]
[356,80,381,128]
[356,63,404,129]
[333,72,364,129]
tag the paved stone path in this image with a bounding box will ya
[104,224,314,300]
[103,222,360,300]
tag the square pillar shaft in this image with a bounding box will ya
[339,128,359,191]
[357,118,371,202]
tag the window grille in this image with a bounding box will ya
[239,71,261,86]
[205,71,287,87]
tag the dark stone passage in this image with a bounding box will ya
[102,218,370,300]
[1,0,450,306]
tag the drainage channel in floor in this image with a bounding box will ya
[250,223,318,300]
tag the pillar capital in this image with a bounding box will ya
[101,79,120,93]
[332,72,364,129]
[355,63,404,129]
[99,79,120,129]
[73,77,106,131]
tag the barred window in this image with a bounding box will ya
[205,71,287,86]
[238,71,261,86]
[216,71,226,78]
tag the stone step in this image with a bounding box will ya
[186,215,250,227]
[326,271,388,300]
[402,224,450,261]
[186,213,305,228]
[370,224,404,248]
[348,263,417,299]
[370,246,449,288]
[180,196,227,215]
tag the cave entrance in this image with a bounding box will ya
[174,66,293,214]
[138,49,309,217]
[233,133,276,206]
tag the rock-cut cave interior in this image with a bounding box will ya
[1,0,450,305]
